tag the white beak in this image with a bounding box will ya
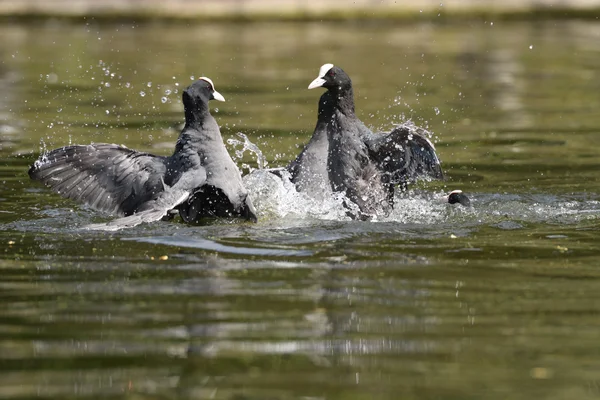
[212,90,225,102]
[308,77,326,90]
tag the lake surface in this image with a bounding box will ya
[1,20,600,399]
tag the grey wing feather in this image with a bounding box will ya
[85,192,190,231]
[29,143,168,216]
[85,169,207,231]
[364,123,444,185]
[85,208,172,231]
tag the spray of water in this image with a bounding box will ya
[227,132,267,170]
[242,169,351,221]
[232,134,459,222]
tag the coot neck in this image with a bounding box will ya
[184,102,210,129]
[331,86,355,117]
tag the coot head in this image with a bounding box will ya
[308,63,352,92]
[183,77,225,109]
[447,190,471,207]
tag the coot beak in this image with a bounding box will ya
[212,90,225,102]
[308,77,326,89]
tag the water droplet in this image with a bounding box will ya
[190,75,195,80]
[125,82,131,88]
[529,45,533,49]
[161,97,167,103]
[164,89,171,95]
[434,107,440,115]
[214,108,219,112]
[147,82,152,88]
[139,91,146,97]
[105,110,110,115]
[104,82,110,88]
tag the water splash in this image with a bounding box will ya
[243,170,350,221]
[33,139,49,169]
[227,132,267,170]
[235,133,454,222]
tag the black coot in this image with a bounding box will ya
[288,63,445,219]
[447,190,471,207]
[29,78,257,229]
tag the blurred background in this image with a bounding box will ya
[1,0,600,18]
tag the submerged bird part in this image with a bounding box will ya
[447,190,471,207]
[29,77,256,229]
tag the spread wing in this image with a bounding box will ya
[85,166,208,231]
[85,191,190,231]
[363,123,444,185]
[29,143,168,216]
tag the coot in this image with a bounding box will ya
[288,63,444,219]
[29,78,257,229]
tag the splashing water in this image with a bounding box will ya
[33,139,50,169]
[234,133,458,223]
[225,132,600,227]
[227,132,267,170]
[242,169,351,221]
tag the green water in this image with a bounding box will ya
[1,20,600,399]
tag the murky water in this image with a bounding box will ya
[1,20,600,399]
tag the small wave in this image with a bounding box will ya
[126,235,313,257]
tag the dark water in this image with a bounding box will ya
[1,20,600,399]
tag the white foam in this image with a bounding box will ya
[243,170,350,221]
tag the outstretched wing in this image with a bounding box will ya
[29,143,168,216]
[363,123,444,185]
[85,192,190,231]
[85,166,208,231]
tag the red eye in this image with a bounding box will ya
[328,70,335,77]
